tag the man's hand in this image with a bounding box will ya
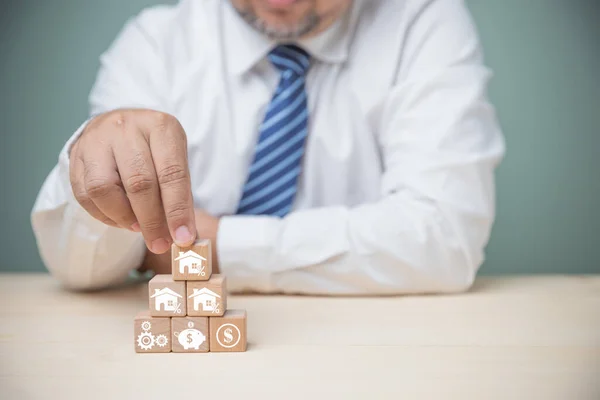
[140,209,221,275]
[69,109,197,253]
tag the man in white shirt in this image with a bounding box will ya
[31,0,505,295]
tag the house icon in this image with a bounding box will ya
[174,250,207,275]
[188,288,221,312]
[150,287,183,312]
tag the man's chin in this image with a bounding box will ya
[262,20,319,40]
[235,8,320,40]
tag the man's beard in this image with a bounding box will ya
[234,7,321,41]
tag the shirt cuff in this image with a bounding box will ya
[216,214,282,293]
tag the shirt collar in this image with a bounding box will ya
[223,1,354,76]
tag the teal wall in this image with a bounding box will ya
[1,1,598,274]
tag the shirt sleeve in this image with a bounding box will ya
[30,7,172,290]
[217,0,506,295]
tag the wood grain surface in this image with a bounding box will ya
[0,274,598,399]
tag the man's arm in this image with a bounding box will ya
[216,0,505,295]
[31,6,179,290]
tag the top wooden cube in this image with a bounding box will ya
[171,239,212,281]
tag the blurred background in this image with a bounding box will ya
[0,0,598,275]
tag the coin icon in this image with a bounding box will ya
[216,323,241,348]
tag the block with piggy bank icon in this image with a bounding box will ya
[171,317,209,353]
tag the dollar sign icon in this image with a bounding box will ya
[223,328,233,344]
[216,324,240,348]
[187,333,193,344]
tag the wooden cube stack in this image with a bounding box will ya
[134,239,247,353]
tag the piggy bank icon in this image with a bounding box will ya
[175,328,206,350]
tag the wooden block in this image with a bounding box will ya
[148,274,186,317]
[134,310,171,353]
[209,309,247,352]
[186,274,227,317]
[171,317,209,353]
[171,239,212,281]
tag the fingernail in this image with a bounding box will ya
[151,238,170,254]
[131,223,141,232]
[174,225,194,245]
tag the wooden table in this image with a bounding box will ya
[0,274,598,399]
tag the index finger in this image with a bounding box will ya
[147,113,197,247]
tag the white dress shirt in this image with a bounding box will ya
[31,0,505,294]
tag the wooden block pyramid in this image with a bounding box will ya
[134,239,247,353]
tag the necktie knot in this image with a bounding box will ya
[268,44,310,76]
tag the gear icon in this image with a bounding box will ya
[137,331,155,350]
[141,321,151,331]
[155,334,168,347]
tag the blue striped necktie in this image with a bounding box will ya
[236,45,310,217]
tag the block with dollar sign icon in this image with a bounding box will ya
[209,309,247,352]
[171,317,209,353]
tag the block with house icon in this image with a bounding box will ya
[187,274,226,317]
[133,239,247,354]
[148,274,186,317]
[171,240,212,281]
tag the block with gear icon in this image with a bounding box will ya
[134,310,172,353]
